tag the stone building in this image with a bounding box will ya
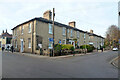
[0,30,12,49]
[11,10,105,55]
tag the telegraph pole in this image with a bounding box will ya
[52,8,55,57]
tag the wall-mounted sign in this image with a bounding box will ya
[49,38,53,42]
[38,44,42,48]
[59,40,61,44]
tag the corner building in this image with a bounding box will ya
[12,10,105,55]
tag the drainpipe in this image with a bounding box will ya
[66,28,68,44]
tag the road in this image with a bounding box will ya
[2,51,118,78]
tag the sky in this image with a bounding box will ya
[0,0,119,37]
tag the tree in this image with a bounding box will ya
[105,25,120,48]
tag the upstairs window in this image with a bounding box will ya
[21,26,24,34]
[63,27,66,36]
[84,33,86,39]
[15,29,17,36]
[71,29,73,37]
[28,23,32,33]
[49,23,53,34]
[67,29,69,34]
[77,31,79,38]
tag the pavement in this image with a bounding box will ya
[3,50,109,59]
[110,56,120,68]
[2,50,118,78]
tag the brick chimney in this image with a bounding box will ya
[6,29,7,33]
[69,21,76,28]
[90,30,93,33]
[43,10,52,20]
[3,30,4,33]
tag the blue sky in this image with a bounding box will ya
[0,0,119,37]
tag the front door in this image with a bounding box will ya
[21,39,24,52]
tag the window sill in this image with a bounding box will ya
[49,33,53,35]
[48,47,53,49]
[28,32,31,34]
[63,34,66,36]
[28,47,31,48]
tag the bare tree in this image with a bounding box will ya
[105,25,120,48]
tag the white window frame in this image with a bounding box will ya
[84,33,86,39]
[21,26,24,35]
[63,27,66,36]
[28,38,31,48]
[28,23,32,33]
[67,29,69,34]
[71,29,73,37]
[77,31,79,38]
[49,23,53,34]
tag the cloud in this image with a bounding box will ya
[0,0,118,37]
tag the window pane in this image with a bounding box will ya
[49,24,52,34]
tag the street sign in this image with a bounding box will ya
[59,40,61,44]
[49,38,53,42]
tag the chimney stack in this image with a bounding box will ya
[3,30,4,33]
[90,30,93,33]
[43,10,52,20]
[6,29,7,33]
[69,21,76,28]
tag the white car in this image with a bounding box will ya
[112,48,118,51]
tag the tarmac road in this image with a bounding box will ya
[2,50,118,78]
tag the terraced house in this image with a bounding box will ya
[11,10,105,55]
[0,30,12,49]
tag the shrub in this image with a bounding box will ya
[80,45,95,52]
[54,44,74,53]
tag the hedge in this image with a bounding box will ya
[54,44,74,53]
[80,45,95,52]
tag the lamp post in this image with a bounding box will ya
[52,8,55,57]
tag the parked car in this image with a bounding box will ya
[112,47,118,51]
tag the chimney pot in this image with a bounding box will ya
[3,30,4,33]
[90,30,93,33]
[6,29,7,33]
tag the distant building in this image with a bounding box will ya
[11,10,105,55]
[0,29,12,49]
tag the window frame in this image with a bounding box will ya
[49,23,53,34]
[71,29,73,37]
[77,31,79,38]
[21,26,24,35]
[62,27,66,36]
[28,23,32,33]
[28,38,31,48]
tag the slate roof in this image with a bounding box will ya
[11,17,105,39]
[0,32,12,38]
